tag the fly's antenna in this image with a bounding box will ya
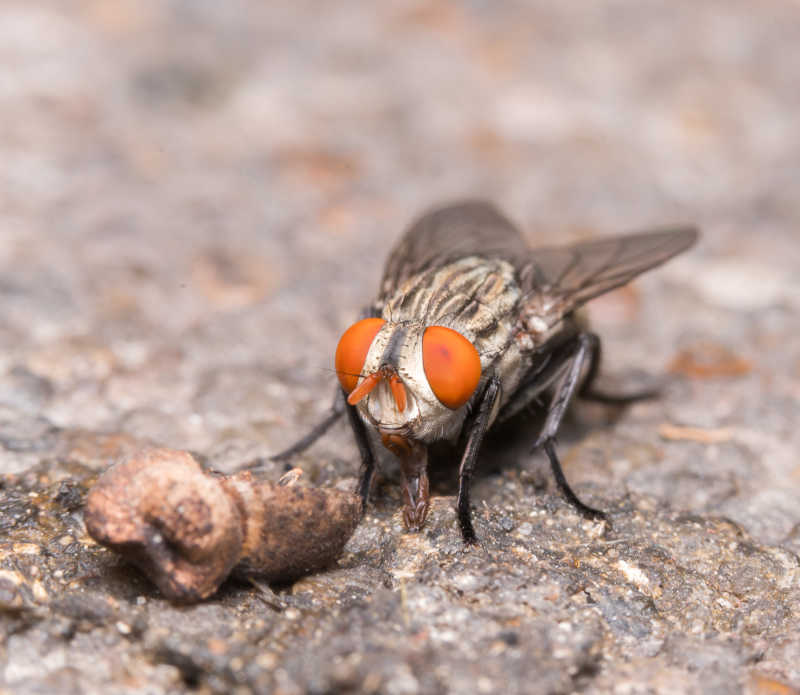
[320,366,369,380]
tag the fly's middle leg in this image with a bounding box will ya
[270,387,347,462]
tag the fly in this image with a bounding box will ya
[274,201,698,543]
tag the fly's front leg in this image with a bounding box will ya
[346,398,377,512]
[533,332,607,520]
[456,376,501,543]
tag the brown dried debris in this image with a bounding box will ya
[84,448,362,602]
[657,423,735,444]
[669,341,752,379]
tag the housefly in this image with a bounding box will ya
[274,201,698,543]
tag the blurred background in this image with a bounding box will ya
[2,0,798,468]
[1,1,800,692]
[2,0,798,415]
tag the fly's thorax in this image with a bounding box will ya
[385,256,521,367]
[386,256,518,325]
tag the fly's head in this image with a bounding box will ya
[334,318,482,444]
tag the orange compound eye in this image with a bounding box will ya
[335,318,386,394]
[422,326,481,409]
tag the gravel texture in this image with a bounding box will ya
[1,1,800,693]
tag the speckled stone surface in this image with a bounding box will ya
[1,1,799,693]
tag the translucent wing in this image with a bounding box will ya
[377,200,698,325]
[519,228,698,327]
[376,200,529,306]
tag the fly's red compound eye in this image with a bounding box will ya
[335,318,386,394]
[422,326,481,409]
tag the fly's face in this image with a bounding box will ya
[334,318,482,443]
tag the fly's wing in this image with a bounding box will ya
[376,200,530,307]
[519,228,698,328]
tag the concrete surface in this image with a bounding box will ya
[1,1,799,693]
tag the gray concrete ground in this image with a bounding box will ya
[1,1,799,693]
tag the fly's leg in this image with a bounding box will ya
[579,337,659,405]
[270,387,376,515]
[493,354,552,424]
[541,439,604,519]
[346,399,377,513]
[456,376,501,543]
[270,387,346,462]
[533,332,607,520]
[271,305,380,462]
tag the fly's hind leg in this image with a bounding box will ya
[270,387,347,461]
[579,336,659,405]
[532,332,607,521]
